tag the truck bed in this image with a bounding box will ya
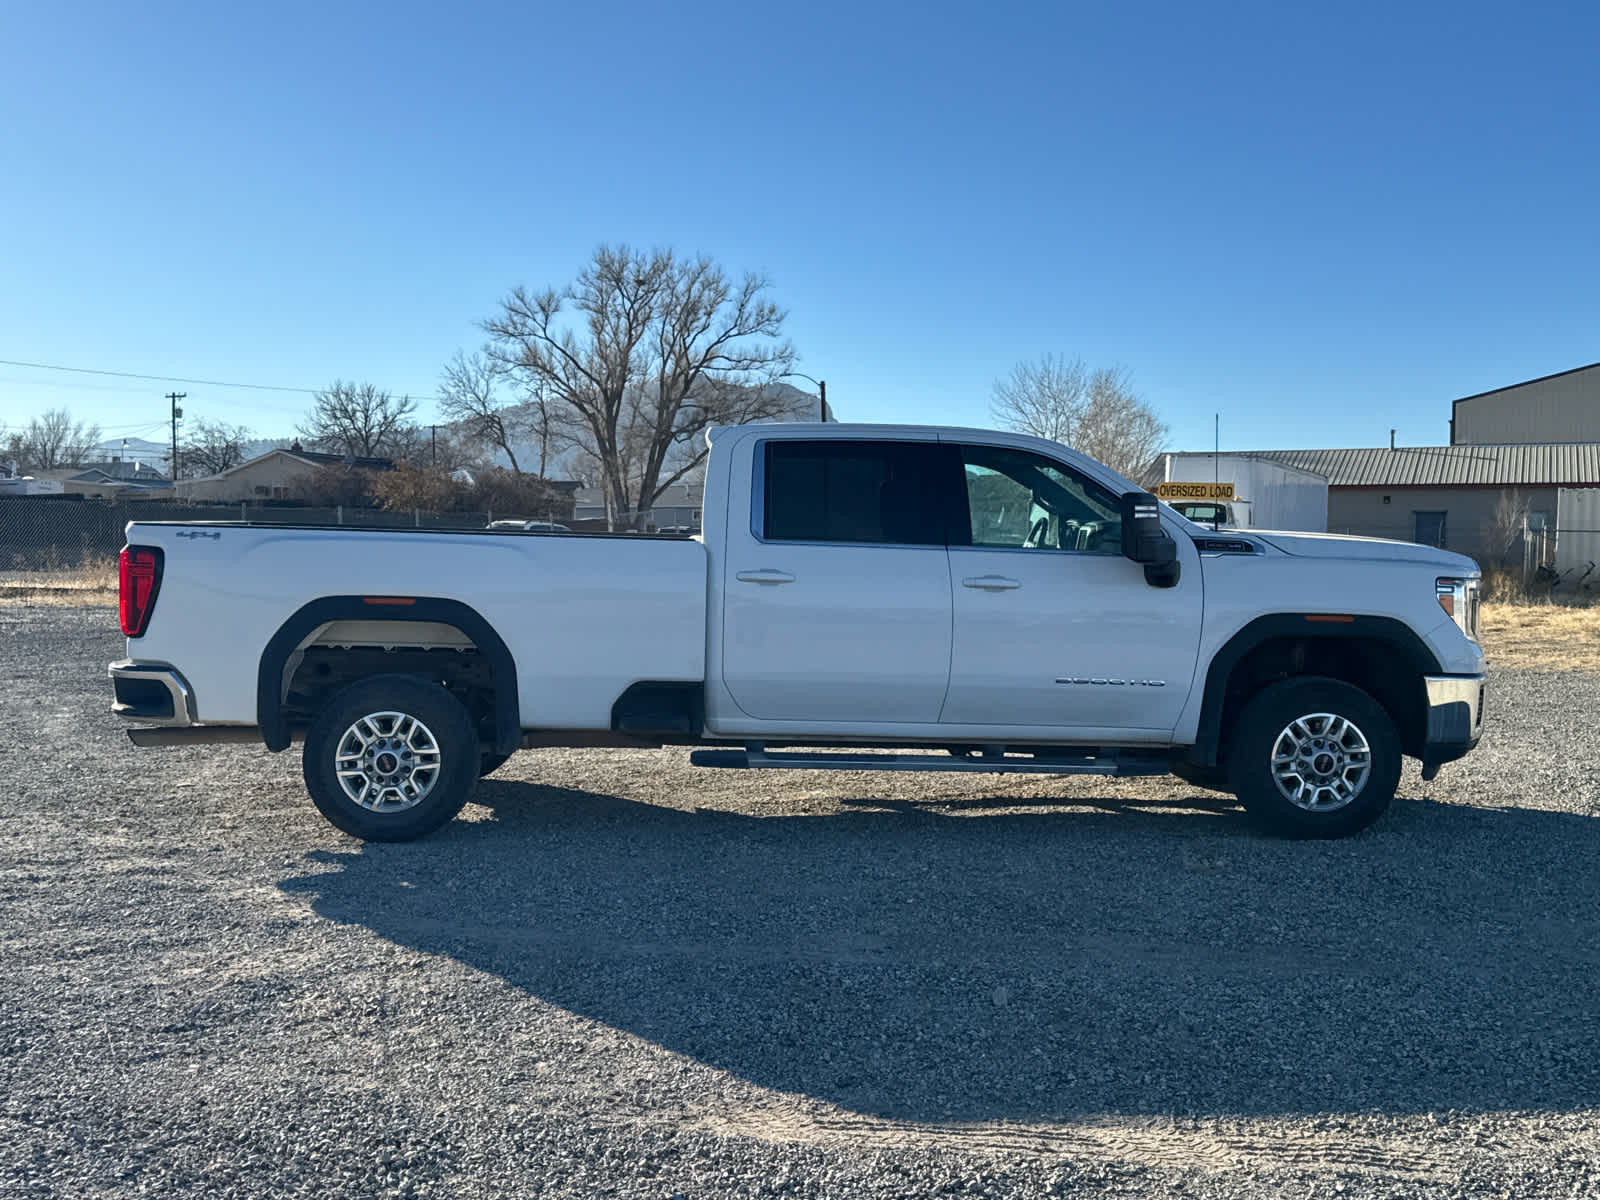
[120,521,709,729]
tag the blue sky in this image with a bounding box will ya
[2,0,1595,456]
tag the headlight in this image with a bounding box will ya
[1436,577,1480,642]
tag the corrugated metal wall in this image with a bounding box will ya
[1326,486,1557,565]
[1453,365,1600,444]
[1555,488,1600,576]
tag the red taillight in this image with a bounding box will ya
[118,545,163,637]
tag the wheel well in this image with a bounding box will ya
[1214,637,1428,764]
[258,598,520,754]
[283,643,498,747]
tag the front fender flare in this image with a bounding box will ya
[1190,614,1443,766]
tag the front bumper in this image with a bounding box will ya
[1420,673,1485,778]
[109,660,197,726]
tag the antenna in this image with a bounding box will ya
[1213,413,1221,530]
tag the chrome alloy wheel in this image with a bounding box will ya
[1269,712,1372,812]
[333,711,443,813]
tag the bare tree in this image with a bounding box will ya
[382,424,433,466]
[14,408,103,470]
[1488,488,1532,569]
[483,245,798,529]
[178,419,254,478]
[298,381,417,458]
[1073,367,1169,481]
[438,351,535,474]
[428,424,488,473]
[991,356,1168,480]
[990,355,1089,444]
[525,385,571,478]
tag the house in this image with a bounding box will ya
[175,448,394,503]
[33,460,173,499]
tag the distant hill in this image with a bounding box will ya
[91,436,168,469]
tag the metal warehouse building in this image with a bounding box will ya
[1450,362,1600,445]
[1241,443,1599,563]
[1198,363,1600,573]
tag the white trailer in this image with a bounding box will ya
[1160,454,1328,532]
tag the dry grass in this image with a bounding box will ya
[0,559,117,607]
[1479,601,1600,670]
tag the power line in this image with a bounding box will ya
[0,356,435,397]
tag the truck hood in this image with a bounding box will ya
[1252,530,1478,573]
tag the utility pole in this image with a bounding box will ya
[431,425,438,466]
[166,392,186,480]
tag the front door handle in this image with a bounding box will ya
[735,569,796,585]
[962,575,1021,591]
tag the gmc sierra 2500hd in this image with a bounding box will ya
[110,423,1485,841]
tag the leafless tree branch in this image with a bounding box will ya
[991,356,1168,480]
[11,408,103,471]
[298,381,417,458]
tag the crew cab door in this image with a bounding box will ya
[721,437,954,723]
[940,443,1202,733]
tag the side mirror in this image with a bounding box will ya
[1120,492,1181,588]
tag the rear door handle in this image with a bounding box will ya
[962,575,1021,591]
[735,569,796,585]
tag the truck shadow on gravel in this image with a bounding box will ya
[281,783,1600,1122]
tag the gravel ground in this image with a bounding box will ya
[3,605,1600,1198]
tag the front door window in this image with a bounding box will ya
[960,445,1123,554]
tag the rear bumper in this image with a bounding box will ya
[1420,673,1485,775]
[109,660,197,726]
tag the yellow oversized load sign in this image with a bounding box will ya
[1156,481,1235,501]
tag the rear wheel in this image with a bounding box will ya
[1228,677,1400,838]
[479,751,513,777]
[302,674,479,842]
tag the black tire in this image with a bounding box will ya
[479,751,513,777]
[302,674,479,842]
[1227,676,1401,839]
[1171,760,1232,793]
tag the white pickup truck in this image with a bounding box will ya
[110,423,1485,841]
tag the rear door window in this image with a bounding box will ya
[762,440,949,546]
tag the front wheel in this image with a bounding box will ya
[302,674,479,842]
[1227,677,1401,838]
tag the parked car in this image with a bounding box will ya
[110,422,1484,842]
[486,519,570,532]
